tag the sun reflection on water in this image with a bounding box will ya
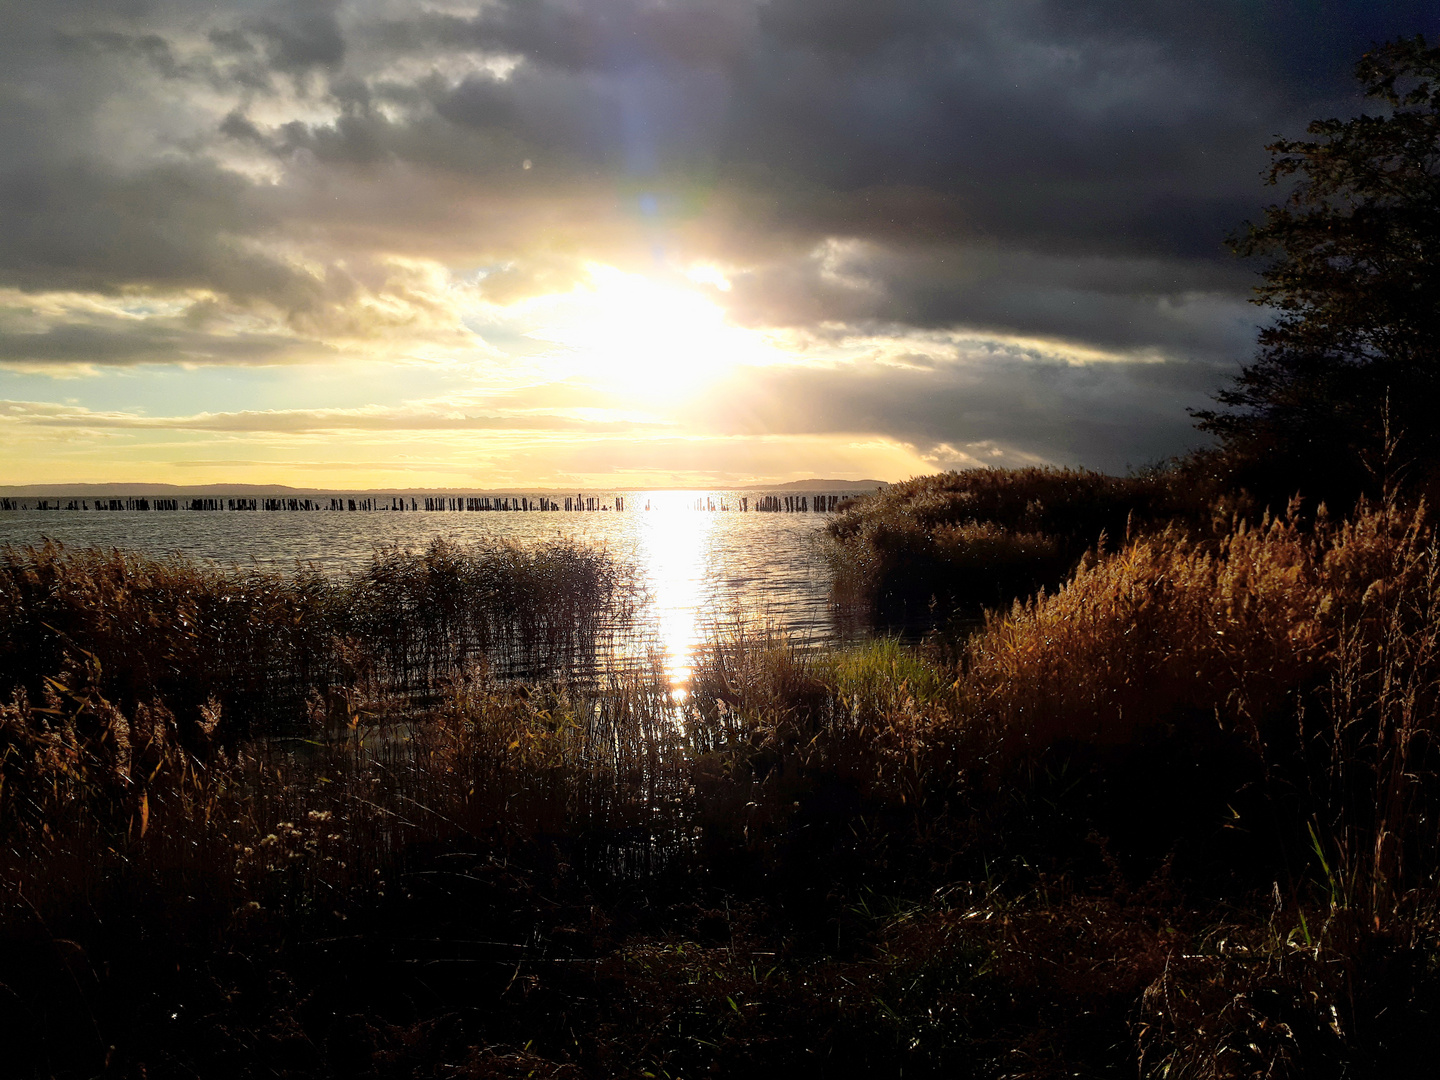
[634,492,719,693]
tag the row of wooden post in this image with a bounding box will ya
[2,493,853,513]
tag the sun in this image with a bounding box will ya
[531,265,770,400]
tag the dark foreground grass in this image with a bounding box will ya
[4,497,1440,1078]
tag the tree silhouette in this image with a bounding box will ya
[1196,36,1440,505]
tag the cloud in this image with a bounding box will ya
[691,337,1226,473]
[0,264,487,370]
[250,0,346,75]
[717,240,1263,362]
[2,0,1437,482]
[0,398,665,435]
[0,309,1224,474]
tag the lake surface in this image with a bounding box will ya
[0,489,864,688]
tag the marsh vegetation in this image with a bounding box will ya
[4,483,1440,1078]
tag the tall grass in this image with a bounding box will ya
[6,499,1440,1076]
[0,537,636,740]
[0,659,704,1078]
[958,508,1329,755]
[952,497,1440,921]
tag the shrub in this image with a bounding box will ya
[824,467,1185,627]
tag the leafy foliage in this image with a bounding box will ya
[1197,36,1440,505]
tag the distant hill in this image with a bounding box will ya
[738,479,889,491]
[0,483,312,497]
[0,479,891,497]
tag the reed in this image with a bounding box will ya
[0,538,637,741]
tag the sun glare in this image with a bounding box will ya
[530,266,771,401]
[633,496,716,691]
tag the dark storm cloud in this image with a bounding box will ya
[366,1,756,75]
[0,4,305,308]
[723,0,1437,267]
[0,309,321,368]
[702,353,1227,473]
[1042,0,1440,96]
[249,0,346,74]
[719,242,1262,361]
[0,160,308,301]
[356,0,1438,336]
[352,0,1261,265]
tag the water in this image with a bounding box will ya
[0,489,861,687]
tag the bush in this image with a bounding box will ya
[824,467,1189,628]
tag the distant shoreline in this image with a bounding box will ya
[0,479,890,498]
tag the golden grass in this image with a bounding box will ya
[948,497,1440,933]
[955,498,1420,749]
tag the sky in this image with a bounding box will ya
[2,1,1437,489]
